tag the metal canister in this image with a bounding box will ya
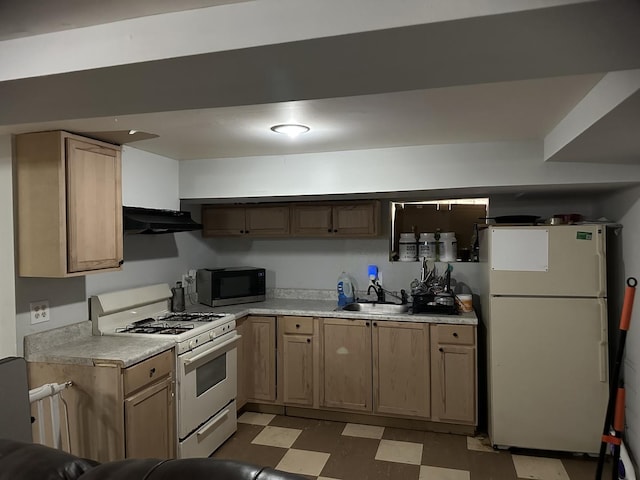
[171,282,185,312]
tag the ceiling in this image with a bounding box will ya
[1,1,639,164]
[0,0,249,41]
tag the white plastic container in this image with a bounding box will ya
[438,232,457,262]
[398,233,418,261]
[456,293,473,312]
[418,233,437,260]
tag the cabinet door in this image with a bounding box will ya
[320,318,372,411]
[202,206,246,236]
[245,206,290,236]
[291,205,333,236]
[332,202,379,236]
[282,334,314,406]
[431,344,476,424]
[373,321,430,418]
[124,376,175,459]
[245,316,277,402]
[66,138,123,273]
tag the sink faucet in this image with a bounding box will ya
[367,281,386,302]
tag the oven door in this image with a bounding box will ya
[177,331,239,440]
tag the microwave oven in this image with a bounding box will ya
[196,267,266,307]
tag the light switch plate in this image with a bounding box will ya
[30,300,50,324]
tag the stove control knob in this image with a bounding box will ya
[209,331,215,340]
[189,340,197,350]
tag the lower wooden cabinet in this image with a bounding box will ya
[237,315,277,404]
[319,318,372,412]
[279,316,316,406]
[124,375,174,458]
[242,314,477,428]
[373,320,430,419]
[27,349,176,462]
[430,324,477,424]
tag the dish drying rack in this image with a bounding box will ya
[30,380,73,451]
[410,259,458,314]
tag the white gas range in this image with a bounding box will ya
[90,283,239,459]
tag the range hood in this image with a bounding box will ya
[123,206,202,234]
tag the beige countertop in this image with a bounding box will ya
[196,298,478,325]
[24,321,175,368]
[23,297,477,367]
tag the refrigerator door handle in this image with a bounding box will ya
[598,299,608,383]
[596,232,606,297]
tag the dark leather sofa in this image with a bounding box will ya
[0,439,306,480]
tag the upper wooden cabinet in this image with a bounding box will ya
[202,205,290,237]
[202,201,379,238]
[291,201,380,237]
[16,131,123,277]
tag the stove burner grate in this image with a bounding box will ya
[116,322,196,335]
[157,312,228,322]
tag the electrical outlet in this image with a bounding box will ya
[30,300,50,324]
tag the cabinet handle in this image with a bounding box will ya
[373,322,377,327]
[296,324,300,329]
[240,230,244,234]
[245,230,250,234]
[439,347,444,352]
[306,338,311,343]
[333,229,338,233]
[327,228,332,233]
[453,332,459,338]
[365,322,370,327]
[149,367,156,377]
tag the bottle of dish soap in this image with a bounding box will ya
[337,272,355,307]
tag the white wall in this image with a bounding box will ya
[597,186,640,461]
[180,141,640,200]
[121,146,180,210]
[0,135,16,358]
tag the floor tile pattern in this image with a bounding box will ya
[212,412,605,479]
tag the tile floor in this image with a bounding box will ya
[211,412,606,479]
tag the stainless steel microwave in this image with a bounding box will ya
[196,267,266,307]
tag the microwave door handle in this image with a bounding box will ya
[183,334,241,367]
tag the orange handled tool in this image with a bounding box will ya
[596,277,637,480]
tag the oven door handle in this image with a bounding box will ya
[196,408,230,441]
[183,334,240,369]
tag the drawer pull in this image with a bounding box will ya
[306,338,311,343]
[453,332,458,338]
[149,367,156,377]
[296,324,300,329]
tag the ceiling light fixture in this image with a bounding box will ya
[270,123,310,138]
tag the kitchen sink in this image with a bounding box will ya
[341,302,410,314]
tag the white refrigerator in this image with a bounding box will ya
[479,224,609,454]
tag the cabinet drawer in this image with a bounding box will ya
[282,316,313,335]
[124,349,174,396]
[434,324,475,345]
